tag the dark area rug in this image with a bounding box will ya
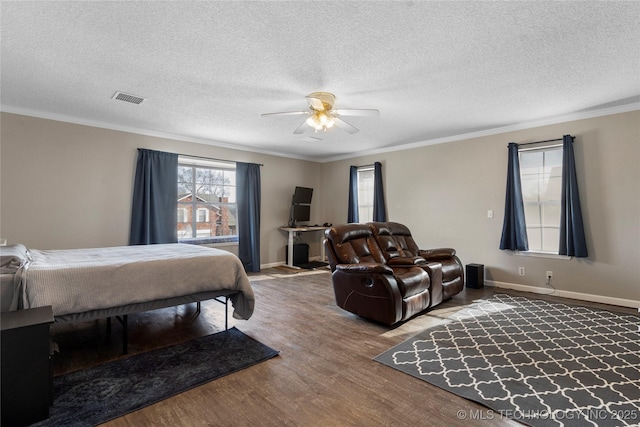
[374,294,640,427]
[295,260,328,270]
[35,327,279,427]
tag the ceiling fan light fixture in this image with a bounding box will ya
[306,115,317,128]
[262,91,375,135]
[306,111,336,132]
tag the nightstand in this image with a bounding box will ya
[1,306,54,426]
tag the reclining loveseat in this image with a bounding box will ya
[324,222,464,325]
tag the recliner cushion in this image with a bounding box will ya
[441,259,463,283]
[367,222,401,260]
[327,224,386,265]
[391,266,430,298]
[403,291,431,319]
[382,222,421,257]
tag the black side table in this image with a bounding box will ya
[1,306,54,426]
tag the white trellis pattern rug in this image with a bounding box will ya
[374,294,640,427]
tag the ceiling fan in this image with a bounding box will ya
[261,92,379,134]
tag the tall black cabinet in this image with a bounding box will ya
[1,306,54,426]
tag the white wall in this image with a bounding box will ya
[0,113,323,266]
[320,111,640,307]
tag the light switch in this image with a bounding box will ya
[487,210,494,218]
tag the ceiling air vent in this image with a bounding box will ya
[112,91,145,105]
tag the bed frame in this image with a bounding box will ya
[56,290,239,354]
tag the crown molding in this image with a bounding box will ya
[2,102,638,164]
[318,102,640,163]
[0,105,317,162]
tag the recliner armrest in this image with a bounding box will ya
[335,263,394,275]
[387,256,427,266]
[418,248,456,260]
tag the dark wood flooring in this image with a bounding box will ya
[49,268,637,426]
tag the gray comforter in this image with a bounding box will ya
[20,243,254,319]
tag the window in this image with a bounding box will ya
[177,158,237,243]
[196,208,209,223]
[177,208,188,223]
[356,166,374,222]
[519,145,563,254]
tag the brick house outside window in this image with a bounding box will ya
[177,194,236,240]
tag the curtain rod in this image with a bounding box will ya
[137,148,263,166]
[354,161,382,169]
[517,135,575,147]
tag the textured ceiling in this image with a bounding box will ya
[1,1,639,161]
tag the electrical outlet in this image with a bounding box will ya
[487,210,494,218]
[518,267,525,276]
[546,271,553,279]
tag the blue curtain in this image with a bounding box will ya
[499,143,528,250]
[347,165,359,223]
[559,135,588,257]
[236,162,261,272]
[372,161,387,222]
[129,149,178,245]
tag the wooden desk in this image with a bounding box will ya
[279,226,327,268]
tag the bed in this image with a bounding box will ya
[0,243,255,353]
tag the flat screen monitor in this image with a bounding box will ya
[292,204,311,222]
[292,186,313,205]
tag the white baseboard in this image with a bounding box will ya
[261,261,285,269]
[486,280,640,309]
[261,255,326,270]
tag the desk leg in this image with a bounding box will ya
[287,230,296,268]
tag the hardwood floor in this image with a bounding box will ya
[49,269,637,426]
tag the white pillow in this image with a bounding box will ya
[0,244,31,273]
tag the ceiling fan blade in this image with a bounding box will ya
[334,117,360,134]
[334,108,380,117]
[261,111,309,117]
[293,120,309,134]
[306,96,325,111]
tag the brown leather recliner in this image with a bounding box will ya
[368,222,464,302]
[324,222,464,325]
[324,223,435,325]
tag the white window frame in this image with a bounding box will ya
[516,144,570,259]
[177,208,188,223]
[196,208,209,223]
[356,165,375,223]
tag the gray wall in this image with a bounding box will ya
[320,110,640,307]
[0,113,323,266]
[2,110,638,307]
